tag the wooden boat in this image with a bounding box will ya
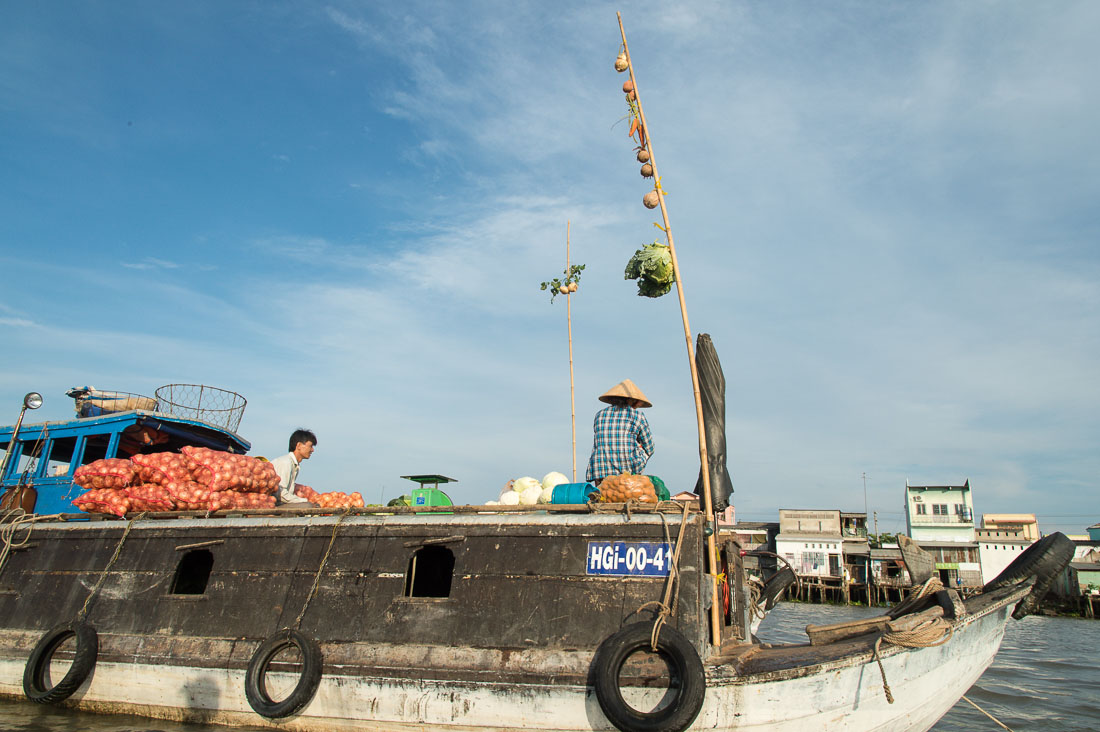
[0,400,1074,732]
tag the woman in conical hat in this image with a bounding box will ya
[586,379,655,484]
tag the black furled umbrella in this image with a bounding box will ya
[693,333,733,512]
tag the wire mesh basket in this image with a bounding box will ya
[154,384,247,432]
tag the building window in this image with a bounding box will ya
[933,504,948,516]
[916,503,927,515]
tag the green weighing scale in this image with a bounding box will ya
[401,474,456,509]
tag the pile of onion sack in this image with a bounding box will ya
[72,448,280,516]
[294,483,365,509]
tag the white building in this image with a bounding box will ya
[904,480,982,587]
[978,514,1038,583]
[776,509,843,578]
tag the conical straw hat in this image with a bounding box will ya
[599,379,652,408]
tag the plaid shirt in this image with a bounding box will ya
[585,405,655,483]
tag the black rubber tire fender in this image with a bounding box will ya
[983,533,1057,592]
[761,566,797,611]
[22,622,98,704]
[592,622,706,732]
[244,629,323,719]
[981,532,1075,620]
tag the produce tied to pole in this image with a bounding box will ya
[624,242,675,297]
[539,263,584,302]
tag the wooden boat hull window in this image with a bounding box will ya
[404,545,455,598]
[171,549,214,595]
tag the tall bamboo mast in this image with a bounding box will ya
[617,12,722,648]
[567,221,577,482]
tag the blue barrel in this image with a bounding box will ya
[550,482,597,504]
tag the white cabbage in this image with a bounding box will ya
[541,471,568,491]
[519,485,543,505]
[512,476,541,494]
[499,491,520,505]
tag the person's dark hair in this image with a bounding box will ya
[289,429,317,452]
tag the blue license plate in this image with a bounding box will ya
[586,541,674,577]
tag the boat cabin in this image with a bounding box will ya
[0,410,250,516]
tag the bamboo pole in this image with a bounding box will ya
[617,12,722,649]
[567,221,577,482]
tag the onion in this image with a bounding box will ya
[622,80,634,93]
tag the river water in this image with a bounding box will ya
[0,602,1095,731]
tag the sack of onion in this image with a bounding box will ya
[72,488,132,517]
[182,446,280,495]
[74,458,135,491]
[597,474,658,503]
[208,490,277,511]
[126,484,176,511]
[131,452,191,485]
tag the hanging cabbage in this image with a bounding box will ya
[624,242,675,298]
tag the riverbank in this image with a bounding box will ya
[781,588,1097,619]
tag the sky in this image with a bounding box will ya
[1,2,1097,535]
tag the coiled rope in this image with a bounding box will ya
[0,509,63,577]
[873,576,954,704]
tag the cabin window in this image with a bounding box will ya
[171,549,214,595]
[80,434,112,464]
[404,545,455,598]
[46,437,77,477]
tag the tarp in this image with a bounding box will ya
[693,333,734,512]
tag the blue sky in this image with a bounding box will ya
[1,2,1097,534]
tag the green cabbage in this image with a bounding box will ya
[624,242,675,298]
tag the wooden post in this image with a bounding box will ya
[566,222,577,482]
[617,11,721,650]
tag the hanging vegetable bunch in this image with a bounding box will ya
[615,45,674,298]
[539,263,585,303]
[625,241,674,298]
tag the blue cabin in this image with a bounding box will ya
[0,408,250,516]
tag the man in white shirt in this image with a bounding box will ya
[271,429,317,505]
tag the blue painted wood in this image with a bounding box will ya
[0,409,252,516]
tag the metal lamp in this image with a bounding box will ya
[1,392,44,480]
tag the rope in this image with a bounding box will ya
[962,694,1016,731]
[748,579,766,620]
[293,510,347,629]
[631,501,691,651]
[746,550,802,604]
[888,576,944,617]
[872,614,954,704]
[76,512,146,621]
[0,509,64,577]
